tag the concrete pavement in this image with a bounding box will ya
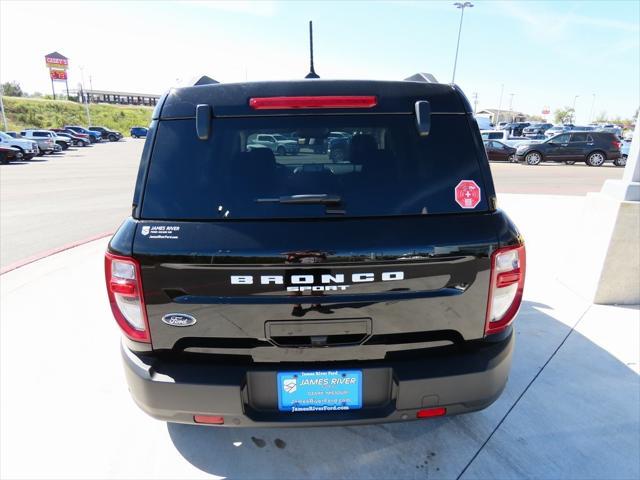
[1,193,638,479]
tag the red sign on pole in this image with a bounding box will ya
[454,180,482,209]
[49,69,67,80]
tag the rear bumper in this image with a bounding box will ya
[122,331,514,427]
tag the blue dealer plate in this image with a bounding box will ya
[277,370,363,412]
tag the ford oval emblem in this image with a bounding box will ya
[162,313,197,327]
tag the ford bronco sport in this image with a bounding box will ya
[105,74,526,427]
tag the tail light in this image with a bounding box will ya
[104,252,150,343]
[249,96,377,110]
[612,140,621,150]
[485,244,526,336]
[416,407,447,418]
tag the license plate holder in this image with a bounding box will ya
[277,370,362,412]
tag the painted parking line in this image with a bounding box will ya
[0,231,113,275]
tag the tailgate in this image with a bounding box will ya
[134,214,504,361]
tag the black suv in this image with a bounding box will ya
[105,75,526,427]
[501,122,530,136]
[88,126,123,142]
[516,131,623,166]
[522,123,552,136]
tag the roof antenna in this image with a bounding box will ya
[305,21,320,79]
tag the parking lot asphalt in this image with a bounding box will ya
[0,140,624,270]
[1,194,638,479]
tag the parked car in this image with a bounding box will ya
[500,122,530,136]
[52,130,89,147]
[596,125,623,138]
[65,125,101,143]
[484,140,517,162]
[88,126,123,142]
[544,124,574,138]
[619,139,631,167]
[0,131,39,160]
[516,131,622,166]
[105,74,525,427]
[51,128,91,146]
[0,145,24,164]
[247,133,300,155]
[19,130,56,155]
[51,132,72,150]
[522,123,553,136]
[474,116,492,130]
[130,126,148,138]
[327,135,351,162]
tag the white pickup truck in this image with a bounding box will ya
[480,130,535,148]
[0,131,40,160]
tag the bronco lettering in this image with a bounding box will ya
[230,271,404,285]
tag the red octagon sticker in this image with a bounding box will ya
[455,180,481,209]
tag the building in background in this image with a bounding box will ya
[75,89,160,106]
[476,108,527,124]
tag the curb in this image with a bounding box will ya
[1,232,113,275]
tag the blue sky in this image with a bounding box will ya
[1,0,638,124]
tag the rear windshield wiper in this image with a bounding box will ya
[256,194,342,205]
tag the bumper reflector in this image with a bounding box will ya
[193,415,225,425]
[416,407,447,418]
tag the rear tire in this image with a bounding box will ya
[586,151,606,167]
[37,147,44,157]
[525,151,542,165]
[614,155,627,167]
[108,134,117,142]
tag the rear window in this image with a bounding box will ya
[141,114,489,220]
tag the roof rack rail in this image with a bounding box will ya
[404,72,439,84]
[193,75,219,86]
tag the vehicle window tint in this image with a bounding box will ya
[488,133,502,139]
[33,132,46,137]
[571,133,587,142]
[587,135,594,143]
[142,114,489,219]
[552,134,570,143]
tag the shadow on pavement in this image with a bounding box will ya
[166,301,639,479]
[0,161,30,166]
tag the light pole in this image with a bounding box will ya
[79,66,91,124]
[451,2,473,84]
[572,95,579,123]
[0,84,8,131]
[495,83,504,126]
[508,93,515,122]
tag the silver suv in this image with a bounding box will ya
[19,130,57,155]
